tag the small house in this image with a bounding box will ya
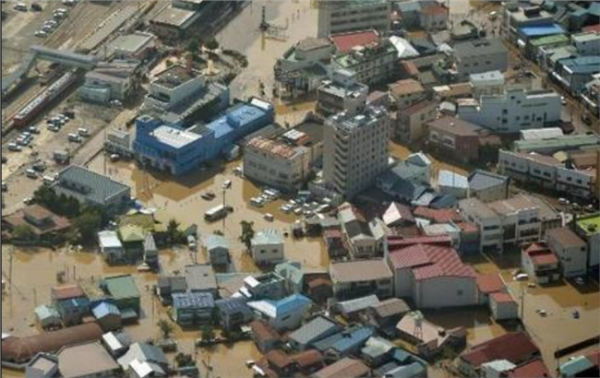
[203,234,230,266]
[93,302,123,332]
[26,353,59,378]
[313,326,375,359]
[51,284,90,326]
[100,275,141,321]
[239,272,287,300]
[34,304,62,329]
[171,292,215,326]
[336,295,381,321]
[98,231,125,263]
[143,233,159,268]
[489,292,518,321]
[251,229,285,265]
[57,341,120,378]
[215,297,253,331]
[250,320,281,353]
[288,315,343,351]
[184,264,218,297]
[312,357,370,378]
[118,343,169,374]
[102,331,132,357]
[364,298,410,331]
[156,276,188,304]
[275,261,304,294]
[248,294,312,331]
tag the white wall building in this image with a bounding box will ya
[251,229,285,266]
[457,89,561,133]
[453,38,508,79]
[317,0,391,38]
[470,71,505,98]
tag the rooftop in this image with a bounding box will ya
[184,264,218,292]
[427,116,483,137]
[518,23,565,37]
[246,137,306,160]
[151,6,198,27]
[252,229,283,246]
[173,292,215,309]
[289,315,342,346]
[330,259,393,283]
[330,29,380,53]
[454,38,507,59]
[476,273,505,294]
[507,358,551,378]
[388,79,424,97]
[468,170,509,192]
[248,294,312,319]
[388,243,476,280]
[461,332,539,367]
[150,125,202,149]
[576,214,600,235]
[102,275,140,301]
[55,165,130,205]
[546,227,586,249]
[313,357,370,378]
[58,342,119,378]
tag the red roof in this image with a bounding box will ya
[586,349,600,367]
[291,350,324,369]
[490,292,515,304]
[401,61,419,77]
[414,207,463,224]
[330,30,379,53]
[582,24,600,33]
[507,359,550,378]
[462,333,539,367]
[524,244,558,266]
[387,235,453,251]
[51,285,85,301]
[422,4,448,16]
[389,243,476,280]
[476,274,505,294]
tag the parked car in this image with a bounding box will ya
[8,143,22,152]
[68,133,82,143]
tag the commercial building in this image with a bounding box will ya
[502,5,554,43]
[572,32,600,56]
[142,64,229,125]
[546,227,588,278]
[149,5,200,40]
[52,166,131,216]
[394,99,437,143]
[323,105,390,199]
[470,71,505,98]
[134,99,274,176]
[457,89,561,133]
[427,116,487,163]
[109,32,157,60]
[329,259,393,300]
[552,56,600,93]
[251,229,285,265]
[317,69,368,116]
[527,34,570,60]
[317,0,391,38]
[215,297,253,331]
[513,134,600,154]
[331,37,397,87]
[452,38,508,79]
[387,239,476,309]
[575,215,600,273]
[80,61,140,104]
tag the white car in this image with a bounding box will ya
[35,30,48,38]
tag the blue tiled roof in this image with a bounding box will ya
[313,326,374,354]
[289,316,342,345]
[93,302,121,319]
[215,297,252,316]
[518,24,565,37]
[173,292,215,309]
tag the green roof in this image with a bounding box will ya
[119,224,147,243]
[577,215,600,235]
[102,275,140,300]
[530,34,569,46]
[514,135,600,152]
[119,213,156,231]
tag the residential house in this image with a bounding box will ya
[100,275,141,320]
[437,170,469,200]
[313,326,375,360]
[34,304,62,329]
[311,357,371,378]
[143,233,158,268]
[128,358,167,378]
[521,243,561,283]
[288,315,343,351]
[239,272,287,300]
[427,116,488,163]
[57,342,119,378]
[306,276,334,304]
[51,284,90,326]
[203,234,230,266]
[92,302,122,332]
[489,292,518,321]
[250,320,281,353]
[387,240,477,309]
[52,165,131,216]
[476,273,506,305]
[102,331,132,357]
[360,336,397,367]
[215,297,253,331]
[26,354,59,378]
[336,295,381,320]
[468,170,510,203]
[248,294,312,331]
[98,231,124,264]
[388,79,427,110]
[171,292,215,326]
[459,333,540,377]
[117,343,169,375]
[376,158,432,204]
[338,203,379,259]
[395,100,437,143]
[251,229,285,265]
[382,202,416,228]
[261,350,296,378]
[184,264,218,296]
[507,358,551,378]
[275,261,304,294]
[363,298,411,331]
[330,259,393,300]
[291,350,325,376]
[419,3,449,31]
[323,229,347,258]
[546,227,588,278]
[396,311,466,359]
[2,205,71,240]
[155,276,187,304]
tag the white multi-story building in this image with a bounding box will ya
[323,105,390,199]
[470,71,505,98]
[317,0,391,38]
[317,69,368,116]
[251,229,285,266]
[452,38,508,79]
[457,89,561,133]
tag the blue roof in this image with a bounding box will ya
[518,24,565,37]
[215,297,252,316]
[289,316,342,345]
[93,302,121,319]
[173,292,215,309]
[313,326,374,354]
[438,170,468,189]
[207,104,270,140]
[58,297,90,310]
[248,294,312,319]
[560,56,600,74]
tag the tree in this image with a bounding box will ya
[157,319,174,340]
[187,38,200,54]
[12,224,35,240]
[166,219,184,245]
[201,325,215,341]
[239,221,255,251]
[175,353,194,368]
[204,38,219,51]
[73,208,103,244]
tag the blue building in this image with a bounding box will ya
[133,99,274,176]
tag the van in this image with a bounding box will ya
[26,169,38,179]
[250,197,264,208]
[489,11,498,20]
[14,3,27,11]
[78,128,90,137]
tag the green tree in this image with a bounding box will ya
[175,353,195,368]
[239,221,255,251]
[167,219,184,245]
[201,325,215,341]
[12,224,35,240]
[187,38,200,53]
[204,38,219,51]
[157,319,174,340]
[73,209,103,244]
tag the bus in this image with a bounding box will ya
[204,204,232,222]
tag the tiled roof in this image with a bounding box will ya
[389,244,475,280]
[266,350,293,369]
[313,357,370,378]
[250,320,280,342]
[330,29,380,53]
[462,332,539,367]
[383,202,415,226]
[413,207,462,223]
[172,292,215,309]
[330,259,393,283]
[490,292,515,304]
[476,273,505,294]
[290,350,324,368]
[388,79,424,97]
[507,358,551,378]
[52,285,85,301]
[387,235,453,251]
[289,316,341,346]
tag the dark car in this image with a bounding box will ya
[31,3,43,11]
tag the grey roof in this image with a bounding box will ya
[184,264,218,292]
[289,316,342,346]
[204,234,229,250]
[337,295,380,314]
[143,233,157,252]
[275,261,304,285]
[454,38,507,59]
[117,343,168,370]
[173,292,215,309]
[384,362,426,378]
[468,170,509,192]
[215,297,253,316]
[370,298,411,319]
[157,276,188,292]
[54,165,130,205]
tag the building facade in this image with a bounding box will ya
[317,69,368,116]
[317,0,391,38]
[453,38,509,79]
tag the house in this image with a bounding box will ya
[52,165,131,216]
[171,292,215,326]
[26,353,59,378]
[468,170,510,203]
[239,272,287,300]
[507,358,551,378]
[128,358,167,378]
[58,342,119,378]
[215,297,253,331]
[388,79,427,110]
[313,326,375,359]
[98,231,124,264]
[387,241,477,309]
[395,100,437,143]
[92,302,122,332]
[248,294,312,331]
[575,214,600,273]
[481,360,517,378]
[546,227,588,278]
[262,350,296,377]
[470,70,505,98]
[383,202,416,228]
[396,311,466,359]
[80,61,140,104]
[338,204,380,259]
[521,243,561,284]
[288,315,343,351]
[323,229,348,258]
[251,229,285,265]
[364,298,411,331]
[184,264,218,296]
[459,333,540,377]
[275,261,304,294]
[291,350,325,375]
[118,343,168,378]
[437,170,469,199]
[203,234,230,266]
[155,276,187,304]
[559,349,600,377]
[2,205,71,240]
[489,292,518,321]
[426,116,487,163]
[329,259,394,300]
[420,3,449,31]
[102,331,132,357]
[476,273,506,305]
[143,233,158,268]
[312,357,371,378]
[361,336,397,367]
[34,304,62,329]
[51,284,90,326]
[250,320,281,353]
[306,276,334,304]
[336,295,381,320]
[376,156,432,204]
[100,275,141,320]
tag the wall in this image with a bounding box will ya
[414,276,477,309]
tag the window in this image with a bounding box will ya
[457,289,464,296]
